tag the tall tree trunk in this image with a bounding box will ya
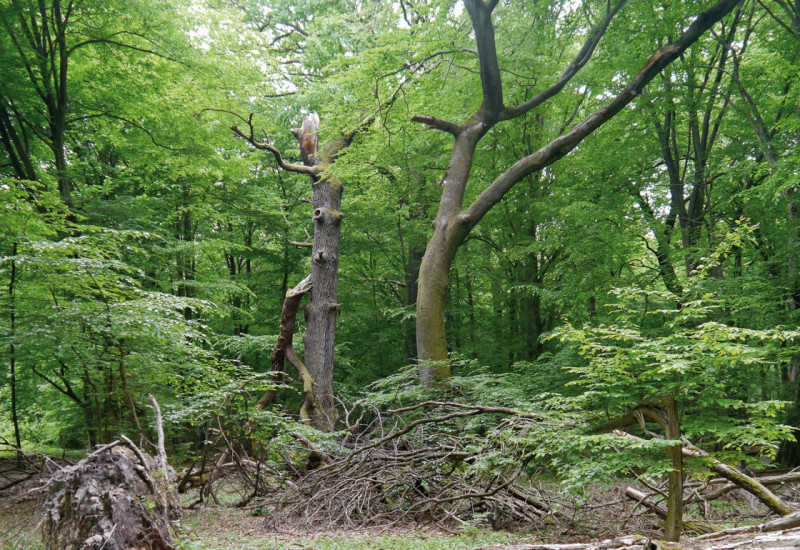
[293,114,342,431]
[416,129,483,383]
[8,243,22,457]
[303,172,342,431]
[234,105,384,429]
[417,221,467,383]
[413,0,739,382]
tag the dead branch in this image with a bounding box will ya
[624,486,716,534]
[148,394,168,475]
[612,430,794,516]
[255,275,312,410]
[231,114,317,176]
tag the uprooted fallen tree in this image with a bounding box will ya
[39,396,180,550]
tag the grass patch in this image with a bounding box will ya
[180,507,525,550]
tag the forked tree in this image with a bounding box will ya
[411,0,744,384]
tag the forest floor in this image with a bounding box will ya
[0,496,534,550]
[180,506,528,550]
[0,456,781,550]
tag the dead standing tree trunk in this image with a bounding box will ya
[412,0,743,384]
[294,114,342,430]
[233,114,339,431]
[233,107,389,431]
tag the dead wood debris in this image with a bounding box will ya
[470,515,800,549]
[40,436,181,550]
[262,401,559,531]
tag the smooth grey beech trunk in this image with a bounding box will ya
[413,0,743,385]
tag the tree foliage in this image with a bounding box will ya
[2,0,800,542]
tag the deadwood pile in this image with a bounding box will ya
[174,397,800,545]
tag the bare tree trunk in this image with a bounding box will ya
[606,400,684,540]
[292,114,341,431]
[8,243,22,457]
[303,171,342,430]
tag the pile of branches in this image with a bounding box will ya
[264,400,559,530]
[180,389,800,539]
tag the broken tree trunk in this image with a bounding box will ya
[42,437,180,550]
[232,113,342,431]
[256,274,313,412]
[294,114,342,432]
[235,99,400,429]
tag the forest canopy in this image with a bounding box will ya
[2,0,800,545]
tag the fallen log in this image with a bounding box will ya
[623,486,715,534]
[470,514,800,549]
[680,438,794,516]
[691,468,800,501]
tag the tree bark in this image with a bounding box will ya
[286,114,342,431]
[662,398,684,542]
[303,175,342,430]
[414,0,742,380]
[8,243,22,457]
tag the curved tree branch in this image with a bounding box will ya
[500,0,628,121]
[462,0,744,229]
[231,114,318,176]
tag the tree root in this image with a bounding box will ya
[41,437,181,550]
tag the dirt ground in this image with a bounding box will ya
[0,454,783,550]
[0,500,524,550]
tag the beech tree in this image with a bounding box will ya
[233,102,397,430]
[412,0,744,384]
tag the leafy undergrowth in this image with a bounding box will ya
[180,507,523,550]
